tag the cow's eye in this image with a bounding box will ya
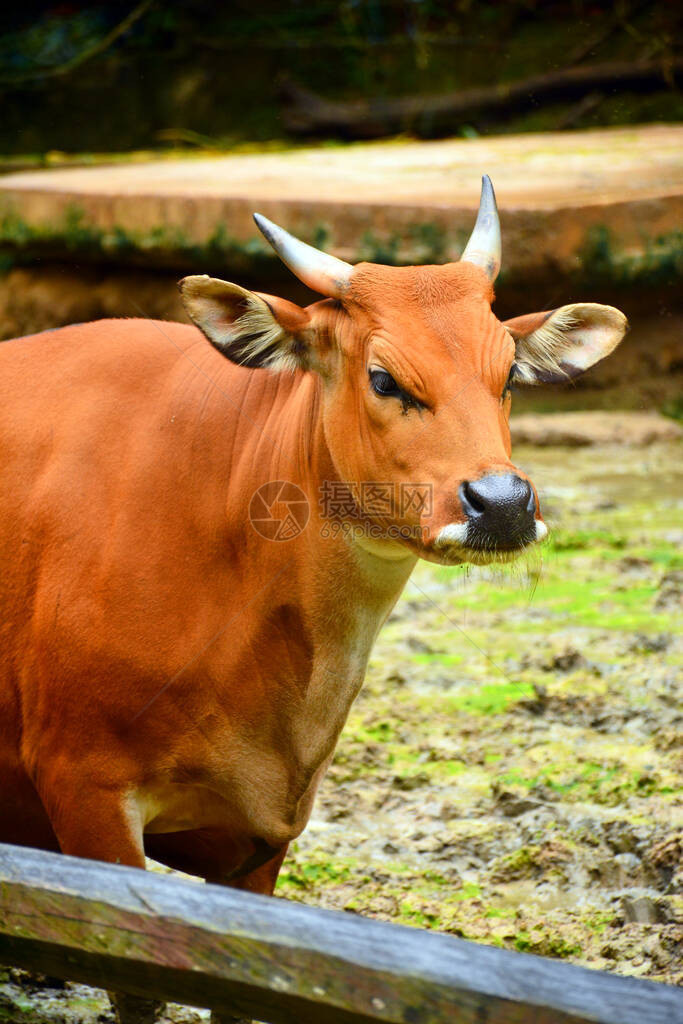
[369,368,423,414]
[370,369,401,397]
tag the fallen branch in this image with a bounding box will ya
[280,58,683,138]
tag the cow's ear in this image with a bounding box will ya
[503,303,628,385]
[180,275,313,372]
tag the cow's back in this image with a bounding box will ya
[0,318,233,650]
[0,319,252,845]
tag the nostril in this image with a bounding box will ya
[458,473,537,550]
[462,481,486,514]
[461,475,534,522]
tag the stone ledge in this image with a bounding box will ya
[0,126,681,281]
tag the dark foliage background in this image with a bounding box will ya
[0,1,680,153]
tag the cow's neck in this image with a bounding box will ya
[220,369,416,811]
[229,367,417,637]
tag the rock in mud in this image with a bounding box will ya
[511,411,683,446]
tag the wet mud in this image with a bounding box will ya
[282,441,682,988]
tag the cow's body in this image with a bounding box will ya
[0,185,627,945]
[0,317,412,881]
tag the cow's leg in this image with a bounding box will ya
[208,843,290,1024]
[109,991,163,1024]
[145,829,290,1024]
[37,780,164,1024]
[223,842,289,893]
[36,773,145,867]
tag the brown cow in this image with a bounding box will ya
[0,179,626,1022]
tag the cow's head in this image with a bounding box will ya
[181,178,627,565]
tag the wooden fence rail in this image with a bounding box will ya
[0,843,680,1024]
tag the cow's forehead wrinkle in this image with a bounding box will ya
[347,261,494,309]
[367,335,429,398]
[343,264,499,363]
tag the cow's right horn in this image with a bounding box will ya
[253,213,353,299]
[460,175,501,282]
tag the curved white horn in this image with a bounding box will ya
[253,213,353,299]
[460,175,501,282]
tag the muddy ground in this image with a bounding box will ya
[1,437,681,1022]
[285,441,682,968]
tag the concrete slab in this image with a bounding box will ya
[0,125,681,279]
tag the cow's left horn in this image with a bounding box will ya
[460,175,501,282]
[253,213,352,299]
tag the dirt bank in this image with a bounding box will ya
[1,263,681,414]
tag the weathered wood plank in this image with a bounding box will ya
[0,843,679,1024]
